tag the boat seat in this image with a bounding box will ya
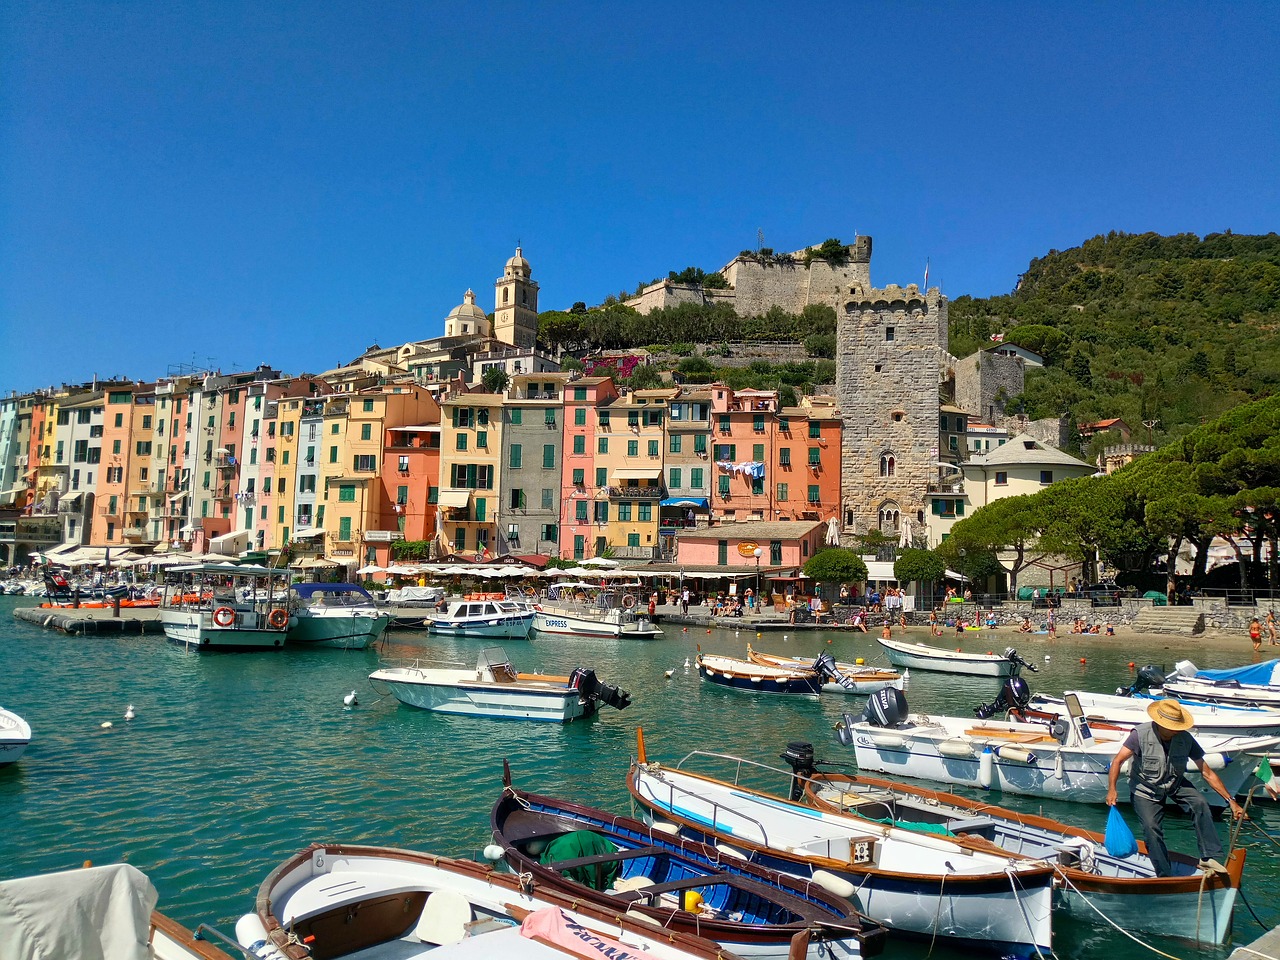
[413,890,472,945]
[947,817,997,834]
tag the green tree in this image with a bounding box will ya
[893,548,946,595]
[803,548,869,585]
[625,364,663,389]
[481,367,510,394]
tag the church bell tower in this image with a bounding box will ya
[494,246,539,349]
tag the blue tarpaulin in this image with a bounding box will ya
[1196,660,1280,686]
[660,497,709,508]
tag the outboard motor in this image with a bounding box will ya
[1003,647,1039,675]
[812,652,856,692]
[974,676,1032,719]
[779,740,816,801]
[862,687,909,727]
[1117,664,1168,697]
[568,668,633,711]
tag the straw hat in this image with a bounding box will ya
[1146,698,1194,731]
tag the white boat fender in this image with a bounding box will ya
[810,869,856,899]
[997,744,1037,764]
[716,842,748,860]
[650,821,680,836]
[870,734,907,749]
[234,914,286,960]
[482,844,506,861]
[978,745,994,789]
[1193,753,1226,771]
[939,740,974,759]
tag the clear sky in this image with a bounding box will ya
[2,2,1277,393]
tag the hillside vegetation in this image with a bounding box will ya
[949,232,1280,446]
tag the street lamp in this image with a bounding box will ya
[753,546,763,608]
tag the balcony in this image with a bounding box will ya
[610,545,659,561]
[365,530,405,542]
[607,485,666,500]
[926,480,965,494]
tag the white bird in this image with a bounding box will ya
[683,657,691,668]
[124,704,136,721]
[343,690,358,708]
[1044,655,1052,662]
[664,669,675,679]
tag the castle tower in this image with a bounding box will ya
[494,246,539,348]
[836,284,949,537]
[443,289,489,338]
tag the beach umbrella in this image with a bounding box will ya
[356,564,385,574]
[580,556,619,568]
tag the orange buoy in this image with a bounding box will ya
[1129,662,1136,669]
[707,629,712,634]
[956,648,962,652]
[1080,657,1087,664]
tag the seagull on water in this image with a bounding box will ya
[124,704,136,721]
[343,690,358,708]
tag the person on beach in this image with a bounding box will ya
[1017,616,1032,634]
[851,610,867,632]
[1105,622,1115,636]
[1106,699,1245,877]
[681,588,689,616]
[928,608,940,636]
[1267,610,1277,645]
[1250,618,1263,652]
[881,619,893,639]
[1047,610,1057,638]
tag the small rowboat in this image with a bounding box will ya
[697,652,822,697]
[492,767,886,959]
[875,636,1037,677]
[746,645,903,695]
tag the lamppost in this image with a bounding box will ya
[753,546,763,607]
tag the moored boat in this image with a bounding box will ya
[1027,689,1280,738]
[697,652,822,697]
[746,645,903,695]
[533,584,662,639]
[427,597,535,640]
[369,646,632,722]
[626,732,1055,958]
[236,843,745,960]
[875,636,1037,677]
[0,705,32,766]
[159,563,292,651]
[792,751,1242,944]
[1157,660,1280,710]
[491,769,885,959]
[286,581,392,649]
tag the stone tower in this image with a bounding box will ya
[836,284,948,536]
[494,246,539,349]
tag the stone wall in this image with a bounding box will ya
[954,351,1025,424]
[837,285,948,532]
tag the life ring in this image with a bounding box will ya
[622,594,637,609]
[267,608,289,629]
[212,607,236,627]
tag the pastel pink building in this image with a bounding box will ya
[672,519,825,570]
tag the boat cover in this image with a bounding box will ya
[290,582,374,600]
[0,862,158,960]
[1196,660,1280,686]
[521,907,664,960]
[539,830,620,891]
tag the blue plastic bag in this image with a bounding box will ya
[1104,805,1138,858]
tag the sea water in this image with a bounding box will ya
[0,595,1276,960]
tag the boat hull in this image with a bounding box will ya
[876,638,1014,676]
[370,667,591,722]
[287,612,392,649]
[697,657,820,697]
[160,611,286,651]
[747,648,902,695]
[533,609,662,639]
[1161,678,1280,709]
[427,613,534,640]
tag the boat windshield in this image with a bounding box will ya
[478,646,517,682]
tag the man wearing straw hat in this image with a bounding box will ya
[1106,698,1245,876]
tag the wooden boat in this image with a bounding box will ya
[697,652,821,697]
[0,705,32,766]
[875,637,1037,677]
[235,843,747,960]
[627,731,1054,958]
[1158,659,1280,709]
[160,563,292,651]
[491,768,886,959]
[745,645,903,695]
[427,597,535,640]
[0,862,235,960]
[794,757,1242,944]
[285,582,392,649]
[835,685,1280,806]
[369,646,632,722]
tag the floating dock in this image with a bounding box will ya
[13,605,164,635]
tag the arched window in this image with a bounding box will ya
[503,289,510,304]
[878,501,900,532]
[879,454,895,477]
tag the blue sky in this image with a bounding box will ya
[2,2,1277,393]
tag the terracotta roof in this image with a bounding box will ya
[675,519,825,541]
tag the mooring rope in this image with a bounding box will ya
[1055,871,1189,960]
[1005,865,1053,960]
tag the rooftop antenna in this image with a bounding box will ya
[757,229,764,252]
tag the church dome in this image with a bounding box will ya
[504,246,531,278]
[444,289,489,337]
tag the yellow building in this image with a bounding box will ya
[438,392,505,558]
[599,388,677,560]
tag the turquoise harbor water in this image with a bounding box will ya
[1,594,1277,960]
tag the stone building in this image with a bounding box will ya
[494,247,539,349]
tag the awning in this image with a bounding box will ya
[0,485,26,503]
[612,468,663,481]
[61,490,84,504]
[660,497,709,508]
[438,489,472,508]
[864,561,898,582]
[209,530,249,554]
[292,528,326,539]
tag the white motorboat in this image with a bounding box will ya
[427,598,535,640]
[875,637,1037,677]
[0,706,32,766]
[799,762,1242,945]
[286,582,393,649]
[746,645,903,695]
[369,646,632,722]
[835,685,1280,807]
[236,843,745,960]
[1157,659,1280,709]
[533,584,662,639]
[160,563,292,651]
[0,862,237,960]
[1028,689,1280,737]
[626,734,1054,958]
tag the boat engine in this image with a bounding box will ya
[812,652,856,691]
[1116,664,1169,697]
[568,668,633,711]
[861,687,909,727]
[974,676,1032,720]
[1003,647,1039,675]
[779,740,816,801]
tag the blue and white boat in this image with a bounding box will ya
[1157,659,1280,709]
[697,652,822,696]
[287,582,393,650]
[426,598,535,640]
